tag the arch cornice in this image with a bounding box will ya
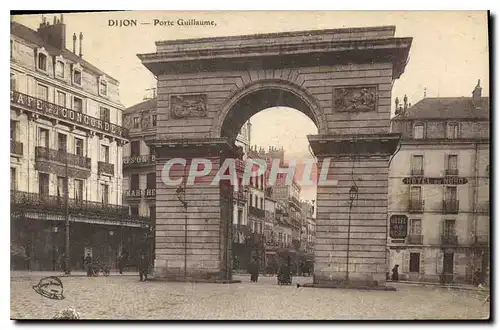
[211,78,327,138]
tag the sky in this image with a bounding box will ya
[12,11,490,201]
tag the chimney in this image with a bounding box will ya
[403,95,408,110]
[472,79,482,107]
[394,97,400,115]
[72,33,77,53]
[79,32,83,58]
[37,15,66,49]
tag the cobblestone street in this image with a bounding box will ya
[10,272,490,320]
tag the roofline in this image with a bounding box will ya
[155,25,397,46]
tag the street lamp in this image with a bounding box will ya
[176,185,188,279]
[345,185,358,283]
[52,226,59,271]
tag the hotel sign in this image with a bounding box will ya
[402,177,468,185]
[11,90,126,138]
[389,215,408,239]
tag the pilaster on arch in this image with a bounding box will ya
[210,78,328,139]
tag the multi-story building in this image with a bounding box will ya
[388,80,490,284]
[10,17,149,271]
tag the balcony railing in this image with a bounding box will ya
[445,169,459,176]
[98,161,114,176]
[10,190,149,222]
[125,189,142,199]
[410,169,424,176]
[442,199,459,214]
[123,154,156,169]
[233,189,248,202]
[441,235,458,245]
[408,234,423,245]
[10,140,23,156]
[289,196,301,210]
[408,199,424,213]
[474,235,489,245]
[144,188,156,198]
[35,146,91,169]
[249,206,265,218]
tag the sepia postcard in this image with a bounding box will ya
[9,10,490,320]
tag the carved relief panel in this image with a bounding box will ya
[333,86,377,112]
[170,94,207,118]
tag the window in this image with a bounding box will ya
[99,107,110,122]
[130,141,140,157]
[130,174,140,190]
[10,73,15,90]
[38,53,47,71]
[413,124,424,139]
[73,69,82,85]
[10,120,17,141]
[101,145,110,163]
[74,179,83,201]
[410,219,422,235]
[446,155,458,175]
[57,176,66,198]
[260,197,263,209]
[444,219,456,236]
[249,194,253,207]
[57,133,67,152]
[445,186,457,201]
[73,97,83,112]
[55,61,64,78]
[101,184,109,204]
[149,206,156,221]
[446,122,459,139]
[37,84,48,101]
[10,168,16,191]
[411,155,424,175]
[133,117,140,129]
[409,253,420,273]
[237,209,242,226]
[152,115,157,127]
[75,138,83,156]
[10,40,13,59]
[57,91,66,107]
[410,186,422,202]
[38,173,49,196]
[38,128,49,147]
[130,206,139,216]
[255,195,258,207]
[147,172,156,189]
[99,80,107,96]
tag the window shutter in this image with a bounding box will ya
[436,251,444,274]
[420,251,425,274]
[402,251,410,273]
[444,153,448,175]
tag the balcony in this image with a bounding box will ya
[233,189,248,204]
[445,169,459,176]
[249,206,265,218]
[35,147,91,179]
[441,235,458,245]
[10,190,149,224]
[407,234,423,245]
[98,161,114,176]
[125,189,142,199]
[289,196,301,210]
[442,199,459,214]
[144,188,156,198]
[408,199,424,213]
[410,169,424,176]
[10,140,23,156]
[123,154,156,169]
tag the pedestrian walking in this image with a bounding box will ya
[58,253,68,274]
[391,264,399,282]
[84,253,93,277]
[117,253,125,275]
[138,252,148,282]
[249,256,259,283]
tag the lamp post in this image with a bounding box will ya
[345,185,358,283]
[176,185,188,280]
[52,225,59,271]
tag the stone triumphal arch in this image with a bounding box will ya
[138,26,412,286]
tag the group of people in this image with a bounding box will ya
[248,256,294,284]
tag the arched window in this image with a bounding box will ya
[38,53,47,71]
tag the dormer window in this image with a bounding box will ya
[73,69,82,85]
[99,79,108,96]
[133,117,140,129]
[413,123,424,139]
[446,122,459,139]
[55,60,65,78]
[38,53,47,71]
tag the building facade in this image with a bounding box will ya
[388,81,490,284]
[10,17,149,271]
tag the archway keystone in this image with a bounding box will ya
[138,25,412,286]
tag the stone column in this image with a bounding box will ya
[309,134,400,287]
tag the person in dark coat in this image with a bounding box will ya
[249,256,259,283]
[138,253,148,282]
[278,256,292,284]
[117,253,125,275]
[391,264,399,281]
[58,253,68,274]
[84,253,93,277]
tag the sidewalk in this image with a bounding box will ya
[389,280,490,292]
[10,270,138,278]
